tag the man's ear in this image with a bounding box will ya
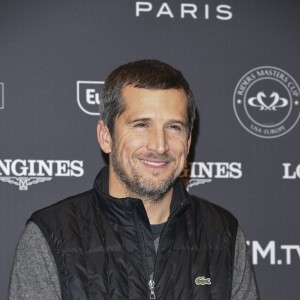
[187,133,192,153]
[97,120,112,153]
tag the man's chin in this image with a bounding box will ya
[133,177,175,200]
[137,167,175,179]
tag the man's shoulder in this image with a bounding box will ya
[188,194,238,233]
[29,189,95,223]
[189,194,236,218]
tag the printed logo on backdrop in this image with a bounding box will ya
[180,161,242,190]
[0,82,4,109]
[247,240,300,266]
[77,81,104,115]
[0,159,84,191]
[135,2,233,20]
[233,66,300,138]
[282,163,300,179]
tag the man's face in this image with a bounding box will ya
[105,85,191,201]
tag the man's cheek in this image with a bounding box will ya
[127,136,148,150]
[170,140,188,153]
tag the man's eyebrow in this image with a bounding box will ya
[166,119,187,126]
[127,118,151,124]
[127,118,187,126]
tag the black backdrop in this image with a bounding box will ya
[1,1,299,299]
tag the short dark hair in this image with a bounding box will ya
[99,59,196,134]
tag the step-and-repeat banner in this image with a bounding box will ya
[1,1,299,299]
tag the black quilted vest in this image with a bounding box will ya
[29,167,238,300]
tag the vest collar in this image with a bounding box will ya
[93,166,190,227]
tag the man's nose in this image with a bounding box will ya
[146,128,170,154]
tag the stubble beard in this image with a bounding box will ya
[111,150,181,202]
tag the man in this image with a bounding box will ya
[9,59,258,299]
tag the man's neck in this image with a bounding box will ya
[142,189,172,224]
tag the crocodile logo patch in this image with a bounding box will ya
[195,276,212,286]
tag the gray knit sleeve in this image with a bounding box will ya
[231,226,259,299]
[9,222,61,300]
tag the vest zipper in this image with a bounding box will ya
[148,273,156,299]
[135,201,187,299]
[151,203,186,295]
[133,210,156,299]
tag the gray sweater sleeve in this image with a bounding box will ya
[9,223,258,300]
[231,226,259,299]
[9,222,61,300]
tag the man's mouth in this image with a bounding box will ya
[140,159,168,167]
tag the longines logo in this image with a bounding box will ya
[0,82,4,109]
[77,81,104,115]
[233,66,300,138]
[0,159,84,191]
[135,2,233,20]
[180,162,242,190]
[282,163,300,179]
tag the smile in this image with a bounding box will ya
[140,159,168,167]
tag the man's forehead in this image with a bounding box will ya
[121,85,188,102]
[121,85,186,111]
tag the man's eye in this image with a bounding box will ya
[169,125,182,131]
[134,123,148,128]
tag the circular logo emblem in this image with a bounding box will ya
[233,66,300,138]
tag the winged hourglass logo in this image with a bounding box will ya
[180,162,242,191]
[0,159,84,191]
[0,177,52,190]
